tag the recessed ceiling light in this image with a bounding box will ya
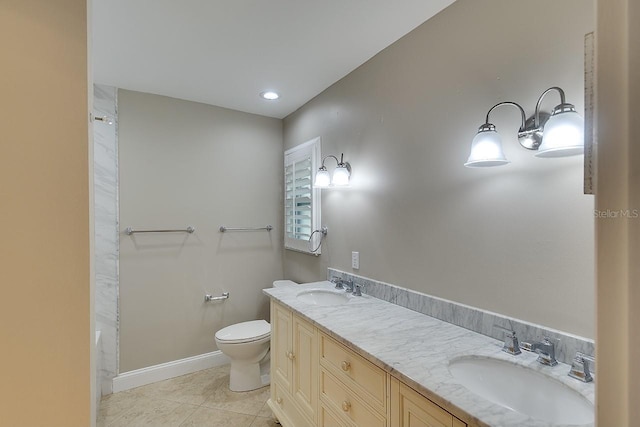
[260,91,280,100]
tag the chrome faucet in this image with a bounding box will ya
[330,276,342,287]
[493,325,521,355]
[330,277,362,295]
[525,336,559,366]
[331,277,353,291]
[568,352,595,383]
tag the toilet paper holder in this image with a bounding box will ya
[204,292,230,302]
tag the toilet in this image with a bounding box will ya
[215,280,298,392]
[215,320,271,392]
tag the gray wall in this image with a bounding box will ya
[283,0,595,338]
[118,90,283,372]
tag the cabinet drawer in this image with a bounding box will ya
[320,368,386,427]
[319,333,386,413]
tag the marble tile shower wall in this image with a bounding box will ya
[327,268,594,366]
[94,84,119,395]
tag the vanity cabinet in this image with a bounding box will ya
[319,402,351,427]
[269,301,467,427]
[391,378,466,427]
[319,332,388,426]
[270,301,317,426]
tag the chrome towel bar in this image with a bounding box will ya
[219,225,273,232]
[205,292,230,302]
[125,226,195,235]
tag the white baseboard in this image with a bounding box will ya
[112,351,230,393]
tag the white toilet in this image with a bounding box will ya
[215,320,271,392]
[215,280,298,392]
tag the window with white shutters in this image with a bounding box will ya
[284,137,322,254]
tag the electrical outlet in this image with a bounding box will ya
[351,251,360,269]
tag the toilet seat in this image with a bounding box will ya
[215,320,270,344]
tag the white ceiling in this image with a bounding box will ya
[92,0,455,119]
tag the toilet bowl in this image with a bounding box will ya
[215,320,271,392]
[215,280,298,392]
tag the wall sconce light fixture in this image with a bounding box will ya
[465,87,584,168]
[314,153,351,188]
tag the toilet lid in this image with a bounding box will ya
[215,320,271,344]
[273,280,298,288]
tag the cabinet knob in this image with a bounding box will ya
[286,351,295,360]
[341,360,351,371]
[341,400,351,412]
[276,397,283,405]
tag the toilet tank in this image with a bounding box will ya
[272,280,298,288]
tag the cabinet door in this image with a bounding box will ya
[271,381,315,427]
[319,403,350,427]
[271,301,293,393]
[391,377,464,427]
[292,314,318,422]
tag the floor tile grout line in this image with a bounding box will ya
[177,405,200,427]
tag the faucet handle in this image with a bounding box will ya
[569,352,595,382]
[330,276,344,289]
[352,283,363,296]
[493,325,521,355]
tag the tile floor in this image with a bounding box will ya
[98,365,278,427]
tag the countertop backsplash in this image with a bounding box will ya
[327,268,595,367]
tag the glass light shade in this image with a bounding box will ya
[464,130,510,167]
[314,169,331,188]
[332,165,350,186]
[535,110,584,157]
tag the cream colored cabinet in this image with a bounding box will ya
[319,332,388,427]
[320,368,387,427]
[391,377,466,427]
[269,301,467,427]
[292,313,318,421]
[272,301,293,393]
[318,402,351,427]
[269,301,317,427]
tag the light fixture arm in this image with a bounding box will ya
[320,153,349,169]
[319,153,350,173]
[320,154,342,170]
[483,101,527,132]
[534,86,566,127]
[483,101,546,151]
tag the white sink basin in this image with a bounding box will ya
[296,289,349,306]
[448,357,593,425]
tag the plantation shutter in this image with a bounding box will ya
[284,138,321,254]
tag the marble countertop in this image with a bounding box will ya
[263,281,595,427]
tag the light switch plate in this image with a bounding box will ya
[352,251,360,269]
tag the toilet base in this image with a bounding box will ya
[229,359,270,392]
